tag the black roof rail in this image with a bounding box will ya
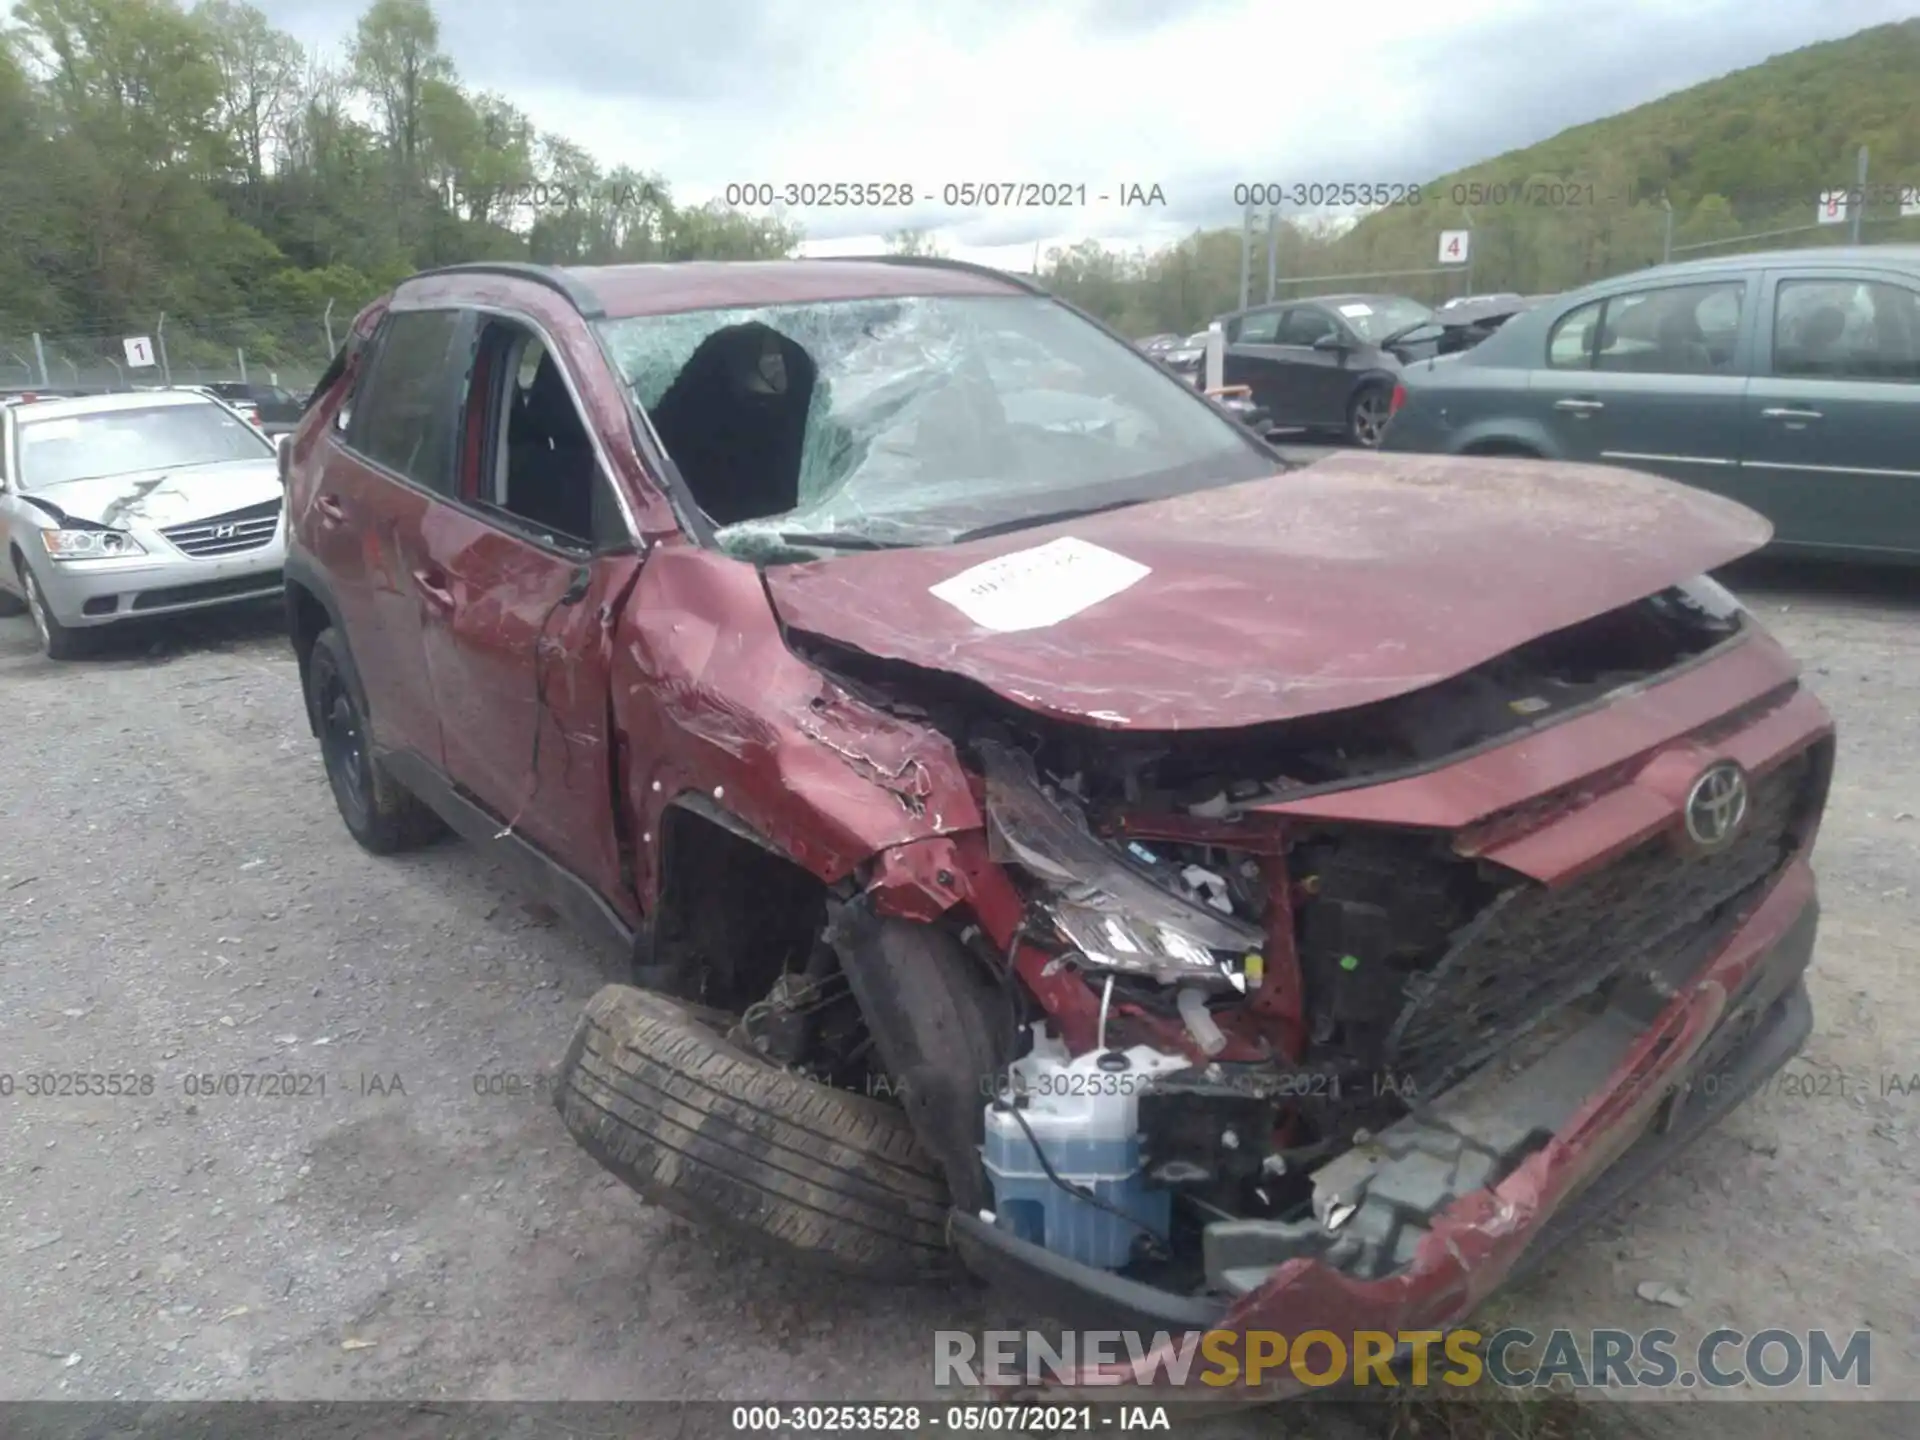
[816,253,1050,296]
[402,262,606,319]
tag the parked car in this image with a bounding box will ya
[0,390,287,657]
[1381,246,1920,561]
[1214,293,1451,446]
[202,380,305,435]
[1135,333,1183,356]
[284,257,1830,1356]
[1159,329,1210,380]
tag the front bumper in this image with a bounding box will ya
[953,861,1820,1390]
[33,531,287,627]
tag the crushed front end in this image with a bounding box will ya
[814,579,1833,1387]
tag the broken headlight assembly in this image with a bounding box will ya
[979,739,1263,988]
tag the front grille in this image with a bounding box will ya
[161,499,282,558]
[131,570,284,611]
[1385,744,1827,1092]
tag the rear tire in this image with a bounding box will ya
[305,626,445,854]
[1347,385,1392,448]
[555,984,953,1282]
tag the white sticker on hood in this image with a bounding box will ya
[1338,303,1373,317]
[929,536,1149,632]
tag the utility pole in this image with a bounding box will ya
[1238,206,1253,311]
[1850,145,1868,245]
[1661,196,1674,264]
[322,299,336,356]
[157,314,172,386]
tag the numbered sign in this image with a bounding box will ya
[1815,190,1849,225]
[1438,230,1470,265]
[123,335,156,367]
[1902,186,1920,218]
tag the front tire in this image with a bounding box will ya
[18,562,89,660]
[555,984,953,1282]
[305,626,444,854]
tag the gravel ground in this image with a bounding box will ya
[0,554,1914,1434]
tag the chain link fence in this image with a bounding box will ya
[0,306,340,395]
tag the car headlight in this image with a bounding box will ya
[979,740,1263,989]
[41,529,147,561]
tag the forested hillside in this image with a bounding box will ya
[0,0,795,373]
[1045,18,1920,335]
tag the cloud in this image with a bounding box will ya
[249,0,1915,263]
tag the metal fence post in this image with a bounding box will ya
[157,313,172,385]
[1265,207,1278,303]
[237,348,248,382]
[1661,197,1674,264]
[31,332,49,386]
[322,299,335,355]
[1850,145,1868,244]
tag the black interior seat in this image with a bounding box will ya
[505,355,596,540]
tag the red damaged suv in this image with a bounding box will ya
[283,258,1832,1386]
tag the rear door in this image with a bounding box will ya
[1737,269,1920,555]
[306,307,466,766]
[1528,276,1755,489]
[414,309,644,917]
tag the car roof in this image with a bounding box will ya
[1604,244,1920,284]
[7,390,215,422]
[400,257,1036,321]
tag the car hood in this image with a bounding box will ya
[24,461,282,530]
[765,451,1772,731]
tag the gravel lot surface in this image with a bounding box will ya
[1,552,1913,1436]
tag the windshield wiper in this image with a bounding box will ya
[946,496,1151,546]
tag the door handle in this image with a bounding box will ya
[315,494,348,525]
[1553,398,1605,413]
[411,567,454,611]
[1760,406,1823,422]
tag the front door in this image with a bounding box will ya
[1737,270,1920,556]
[415,312,643,915]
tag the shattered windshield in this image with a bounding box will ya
[595,294,1273,560]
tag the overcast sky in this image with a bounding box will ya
[254,0,1912,267]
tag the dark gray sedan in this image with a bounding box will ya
[1380,245,1920,562]
[1215,294,1446,446]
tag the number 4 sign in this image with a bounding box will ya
[123,335,156,367]
[1438,229,1470,264]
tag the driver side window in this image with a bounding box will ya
[457,318,625,549]
[1277,307,1337,346]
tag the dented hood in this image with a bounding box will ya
[766,451,1772,731]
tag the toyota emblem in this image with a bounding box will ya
[1684,761,1749,848]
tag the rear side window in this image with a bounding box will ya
[1547,299,1602,368]
[348,309,462,491]
[1772,278,1920,382]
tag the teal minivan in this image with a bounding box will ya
[1381,245,1920,561]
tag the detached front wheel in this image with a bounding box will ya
[555,984,953,1282]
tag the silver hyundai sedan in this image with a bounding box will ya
[0,391,287,658]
